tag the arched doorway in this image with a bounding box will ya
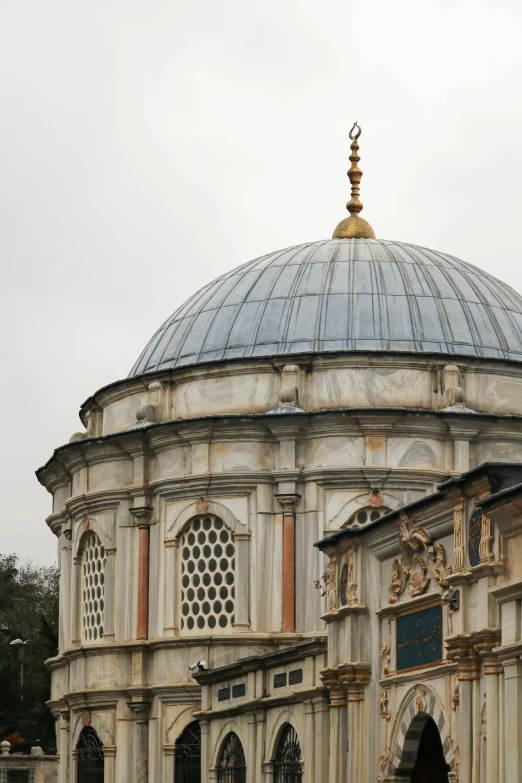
[175,721,201,783]
[217,732,246,783]
[76,726,104,783]
[411,717,450,783]
[274,724,302,783]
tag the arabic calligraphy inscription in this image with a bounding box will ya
[396,604,443,672]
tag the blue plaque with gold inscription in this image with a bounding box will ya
[396,604,443,671]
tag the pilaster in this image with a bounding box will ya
[320,669,347,783]
[126,699,151,783]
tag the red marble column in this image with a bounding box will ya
[131,506,153,642]
[277,494,299,632]
[137,525,150,640]
[282,511,295,631]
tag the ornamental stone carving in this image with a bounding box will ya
[379,689,391,720]
[480,695,487,738]
[369,489,383,507]
[452,675,460,710]
[453,501,464,571]
[415,684,427,712]
[328,556,337,611]
[340,548,357,606]
[378,749,392,782]
[379,642,391,676]
[388,517,452,603]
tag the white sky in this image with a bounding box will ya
[1,0,522,565]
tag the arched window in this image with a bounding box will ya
[180,515,235,632]
[344,506,391,528]
[274,724,302,783]
[81,532,107,643]
[175,721,201,783]
[77,726,104,783]
[217,732,246,783]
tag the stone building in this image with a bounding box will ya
[39,126,522,782]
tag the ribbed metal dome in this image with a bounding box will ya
[129,238,522,376]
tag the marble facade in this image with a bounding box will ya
[37,346,522,782]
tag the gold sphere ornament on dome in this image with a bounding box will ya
[333,121,376,239]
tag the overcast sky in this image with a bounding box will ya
[1,0,522,565]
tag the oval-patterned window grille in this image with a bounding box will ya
[81,532,106,643]
[274,724,302,783]
[344,506,391,528]
[180,515,235,632]
[217,732,246,783]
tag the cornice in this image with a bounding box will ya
[194,637,327,685]
[489,577,522,604]
[377,590,443,619]
[49,633,318,665]
[197,686,327,719]
[380,660,457,687]
[65,490,130,519]
[309,467,449,487]
[37,407,522,492]
[148,684,201,704]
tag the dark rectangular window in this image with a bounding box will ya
[289,669,303,685]
[217,687,231,702]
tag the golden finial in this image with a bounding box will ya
[332,122,376,239]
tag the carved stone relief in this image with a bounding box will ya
[480,695,487,739]
[379,689,391,720]
[453,502,464,571]
[380,642,391,676]
[387,516,452,604]
[340,548,357,606]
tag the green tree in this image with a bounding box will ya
[0,554,58,753]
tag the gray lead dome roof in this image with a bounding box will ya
[130,238,522,376]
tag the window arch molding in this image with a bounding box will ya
[267,710,305,765]
[273,723,303,783]
[328,492,401,529]
[71,714,114,783]
[167,499,245,539]
[215,731,246,783]
[75,725,104,783]
[174,720,201,783]
[212,721,247,769]
[73,516,112,558]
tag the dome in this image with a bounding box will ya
[129,238,522,377]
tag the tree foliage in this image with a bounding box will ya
[0,554,58,753]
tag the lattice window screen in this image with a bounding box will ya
[180,515,235,632]
[344,506,391,528]
[82,532,106,643]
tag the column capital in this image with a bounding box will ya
[126,701,151,721]
[275,493,300,513]
[320,668,347,707]
[130,506,154,528]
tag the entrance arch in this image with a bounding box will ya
[410,716,450,782]
[390,685,455,778]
